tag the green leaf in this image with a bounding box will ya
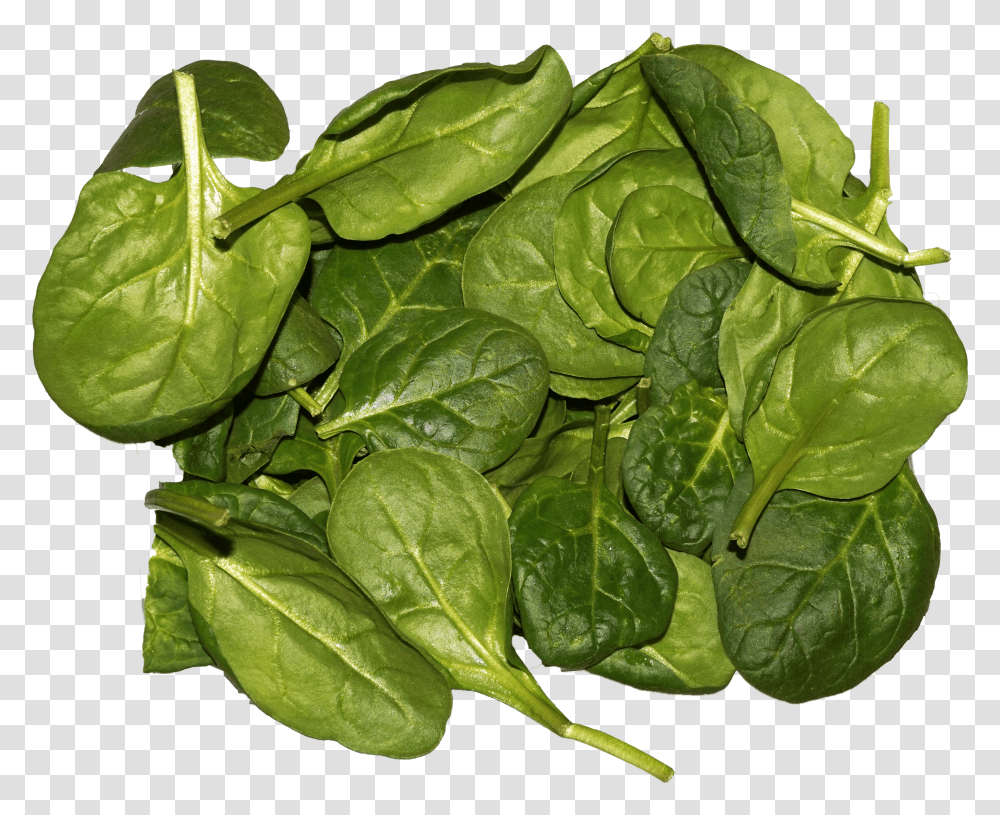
[326,447,673,781]
[731,297,967,546]
[33,71,310,443]
[96,60,290,174]
[215,47,572,241]
[310,194,497,405]
[509,406,678,669]
[284,476,333,530]
[147,488,453,759]
[142,536,213,673]
[644,259,751,406]
[608,185,751,326]
[164,402,235,482]
[224,391,301,484]
[253,293,340,397]
[553,149,718,351]
[589,549,734,694]
[315,308,550,473]
[511,34,682,193]
[549,372,641,401]
[713,465,940,703]
[463,171,645,379]
[623,382,749,556]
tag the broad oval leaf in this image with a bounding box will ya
[300,46,572,240]
[623,382,749,555]
[588,549,734,694]
[608,185,750,326]
[96,60,290,174]
[253,293,340,396]
[316,308,549,473]
[463,171,645,380]
[552,149,717,351]
[148,488,453,759]
[733,297,967,545]
[644,258,750,405]
[713,465,940,703]
[33,71,310,443]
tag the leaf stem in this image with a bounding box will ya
[312,365,343,414]
[635,377,652,416]
[790,198,949,268]
[869,101,891,193]
[729,449,799,548]
[562,723,674,782]
[288,386,324,416]
[213,170,329,239]
[589,404,612,490]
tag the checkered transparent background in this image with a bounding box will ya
[3,1,998,811]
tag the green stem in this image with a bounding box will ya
[635,377,652,416]
[146,489,230,528]
[249,474,297,497]
[589,404,612,489]
[312,365,343,415]
[288,386,324,416]
[790,198,949,268]
[729,453,799,549]
[213,170,329,239]
[869,101,891,193]
[562,723,674,782]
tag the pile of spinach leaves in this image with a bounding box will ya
[33,39,967,782]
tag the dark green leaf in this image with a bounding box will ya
[316,308,549,473]
[644,259,751,406]
[224,392,301,484]
[254,293,340,396]
[97,60,290,174]
[713,466,939,703]
[623,382,749,555]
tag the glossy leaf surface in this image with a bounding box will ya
[300,46,572,240]
[97,60,290,173]
[623,382,749,555]
[608,184,749,325]
[644,259,750,406]
[316,309,549,473]
[148,488,453,759]
[589,549,734,694]
[33,71,310,443]
[713,466,939,703]
[509,407,678,669]
[224,392,301,484]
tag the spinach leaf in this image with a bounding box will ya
[608,185,750,325]
[731,297,967,546]
[310,194,497,407]
[315,308,550,473]
[253,293,340,397]
[589,549,734,694]
[463,171,645,380]
[511,34,683,193]
[224,391,301,485]
[164,403,235,483]
[142,536,214,673]
[553,148,718,351]
[96,60,290,174]
[326,447,673,781]
[33,71,311,443]
[644,259,751,405]
[215,47,572,241]
[713,465,939,703]
[284,476,333,530]
[148,488,454,759]
[623,381,749,555]
[549,372,641,401]
[509,405,678,669]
